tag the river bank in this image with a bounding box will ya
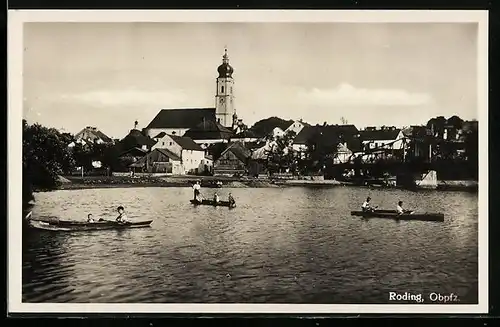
[53,175,478,192]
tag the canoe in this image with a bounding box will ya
[350,210,444,222]
[190,199,236,208]
[28,219,153,231]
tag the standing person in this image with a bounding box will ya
[193,181,201,201]
[213,192,219,204]
[116,206,129,223]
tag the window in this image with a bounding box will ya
[221,86,225,93]
[162,142,165,146]
[169,142,173,146]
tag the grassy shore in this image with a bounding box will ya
[55,175,478,191]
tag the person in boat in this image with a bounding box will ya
[361,197,375,212]
[193,181,201,201]
[213,192,219,204]
[396,201,412,215]
[228,193,235,207]
[116,206,129,223]
[87,213,95,223]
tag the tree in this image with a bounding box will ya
[303,129,336,174]
[264,131,297,174]
[23,120,76,201]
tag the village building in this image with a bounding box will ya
[129,148,183,175]
[359,126,405,151]
[292,124,360,153]
[213,142,253,177]
[151,133,206,174]
[69,126,114,147]
[232,129,261,143]
[142,49,238,140]
[183,119,235,147]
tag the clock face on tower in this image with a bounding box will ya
[219,98,225,104]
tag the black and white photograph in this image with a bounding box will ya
[8,10,488,314]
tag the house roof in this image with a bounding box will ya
[153,132,167,139]
[118,147,148,158]
[293,125,359,145]
[156,148,182,161]
[75,127,113,143]
[169,134,203,151]
[117,129,157,152]
[359,128,402,142]
[184,119,234,140]
[216,142,252,163]
[146,108,216,129]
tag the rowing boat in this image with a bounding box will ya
[190,199,236,208]
[28,218,153,231]
[350,210,444,222]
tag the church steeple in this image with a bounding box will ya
[217,48,234,78]
[215,48,235,128]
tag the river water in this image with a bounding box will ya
[22,186,478,304]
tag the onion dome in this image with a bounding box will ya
[217,48,234,78]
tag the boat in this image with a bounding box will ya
[350,209,444,222]
[190,199,236,208]
[28,218,153,231]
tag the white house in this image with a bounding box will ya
[152,133,206,174]
[284,120,305,136]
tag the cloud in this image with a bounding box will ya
[296,83,433,107]
[57,89,190,107]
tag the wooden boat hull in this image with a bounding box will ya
[190,199,236,208]
[29,219,153,231]
[351,210,444,222]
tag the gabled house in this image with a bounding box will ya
[151,133,206,174]
[213,142,252,176]
[129,148,183,175]
[68,126,114,148]
[183,118,235,147]
[143,108,216,138]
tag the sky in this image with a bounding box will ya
[23,22,478,139]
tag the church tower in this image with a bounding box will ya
[215,48,235,128]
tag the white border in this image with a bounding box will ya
[8,10,489,314]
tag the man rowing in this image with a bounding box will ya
[361,197,376,212]
[396,201,413,215]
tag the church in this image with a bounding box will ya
[143,49,245,144]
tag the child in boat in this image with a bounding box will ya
[361,197,375,212]
[116,206,129,223]
[87,213,95,223]
[228,193,235,206]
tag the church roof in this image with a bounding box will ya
[145,108,216,129]
[184,119,235,140]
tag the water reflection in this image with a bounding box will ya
[22,186,478,303]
